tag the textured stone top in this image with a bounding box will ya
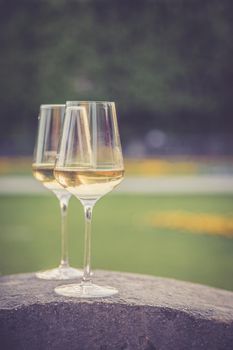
[1,270,233,320]
[1,271,233,350]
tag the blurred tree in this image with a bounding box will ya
[0,0,232,154]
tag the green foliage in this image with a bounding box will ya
[0,0,233,153]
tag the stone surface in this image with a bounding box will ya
[0,270,233,350]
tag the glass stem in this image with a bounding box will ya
[82,203,95,284]
[59,195,70,268]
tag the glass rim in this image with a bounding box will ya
[66,101,115,104]
[66,106,86,110]
[40,104,65,109]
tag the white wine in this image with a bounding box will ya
[32,164,66,194]
[54,168,124,200]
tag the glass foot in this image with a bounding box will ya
[55,282,118,298]
[36,266,83,280]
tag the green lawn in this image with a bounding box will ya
[0,194,233,291]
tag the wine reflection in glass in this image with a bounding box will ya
[54,101,124,297]
[32,104,82,280]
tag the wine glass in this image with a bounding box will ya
[32,104,82,280]
[54,101,124,297]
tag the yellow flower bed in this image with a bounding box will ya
[0,156,232,176]
[0,157,32,175]
[125,158,198,176]
[0,157,199,176]
[148,211,233,238]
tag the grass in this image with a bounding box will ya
[0,193,233,291]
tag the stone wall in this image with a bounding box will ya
[1,271,233,349]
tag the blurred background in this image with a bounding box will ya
[0,0,233,290]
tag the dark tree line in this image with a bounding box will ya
[0,0,233,154]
